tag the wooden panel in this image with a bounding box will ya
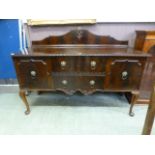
[32,30,128,45]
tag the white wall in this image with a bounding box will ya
[28,22,155,47]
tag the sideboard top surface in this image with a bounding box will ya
[13,46,150,57]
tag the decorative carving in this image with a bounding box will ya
[43,88,107,95]
[17,59,47,66]
[77,30,83,40]
[111,59,142,66]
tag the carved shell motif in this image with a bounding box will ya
[77,30,83,40]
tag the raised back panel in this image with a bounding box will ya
[32,29,128,45]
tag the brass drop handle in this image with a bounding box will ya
[62,80,68,85]
[90,61,96,69]
[60,61,67,68]
[89,80,95,86]
[30,70,36,76]
[30,70,37,79]
[122,71,128,80]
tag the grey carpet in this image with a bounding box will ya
[0,92,154,134]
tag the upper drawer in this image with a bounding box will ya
[51,56,106,73]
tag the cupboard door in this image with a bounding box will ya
[15,59,51,89]
[108,59,145,90]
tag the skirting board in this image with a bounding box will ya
[0,85,19,93]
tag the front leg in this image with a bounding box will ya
[129,91,139,117]
[19,90,31,115]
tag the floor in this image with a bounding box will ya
[0,92,154,135]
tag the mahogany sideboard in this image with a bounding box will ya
[11,27,150,115]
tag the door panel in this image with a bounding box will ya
[15,59,51,89]
[107,58,145,90]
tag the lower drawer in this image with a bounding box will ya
[52,75,105,91]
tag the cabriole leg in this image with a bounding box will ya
[129,91,139,117]
[19,90,31,115]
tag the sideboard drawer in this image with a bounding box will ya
[51,56,106,73]
[52,74,105,92]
